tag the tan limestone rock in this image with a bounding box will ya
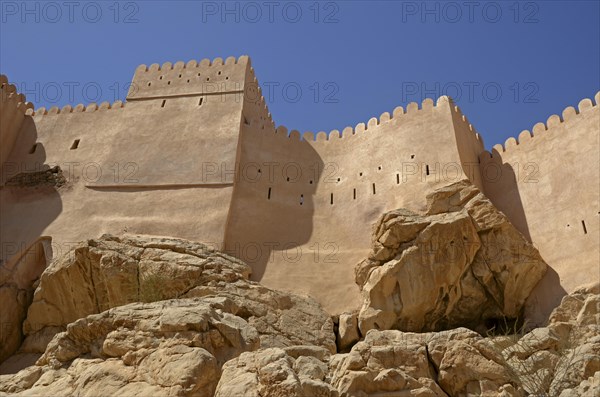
[357,180,548,334]
[214,347,337,397]
[21,234,335,355]
[0,297,259,396]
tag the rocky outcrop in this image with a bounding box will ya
[329,327,522,397]
[0,231,597,396]
[495,283,599,396]
[21,234,335,355]
[356,180,548,334]
[1,297,259,396]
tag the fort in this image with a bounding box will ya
[1,55,598,322]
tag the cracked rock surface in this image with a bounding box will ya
[19,234,336,356]
[355,180,548,334]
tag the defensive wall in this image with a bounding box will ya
[1,56,598,318]
[0,57,249,272]
[478,93,600,322]
[226,86,485,312]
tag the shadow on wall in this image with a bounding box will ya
[525,267,567,327]
[481,151,532,241]
[0,115,63,270]
[0,115,64,364]
[224,132,324,281]
[480,152,567,325]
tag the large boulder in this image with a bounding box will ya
[356,180,548,334]
[20,234,336,355]
[0,297,259,396]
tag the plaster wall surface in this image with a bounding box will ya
[225,91,484,313]
[479,94,600,320]
[0,57,248,265]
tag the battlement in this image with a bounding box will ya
[480,91,600,159]
[244,96,484,147]
[1,75,35,173]
[1,75,34,113]
[126,55,250,100]
[28,100,125,119]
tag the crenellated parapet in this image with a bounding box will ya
[480,91,599,160]
[247,96,463,144]
[126,56,250,101]
[1,75,35,172]
[28,100,125,119]
[241,65,276,131]
[476,91,599,305]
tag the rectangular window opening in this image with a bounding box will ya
[70,139,80,150]
[396,173,400,184]
[161,99,166,108]
[267,187,272,200]
[582,220,588,234]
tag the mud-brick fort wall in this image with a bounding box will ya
[0,57,250,268]
[479,94,600,318]
[226,74,485,312]
[1,57,598,317]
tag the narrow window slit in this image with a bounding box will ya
[300,194,304,205]
[396,173,400,184]
[70,139,80,150]
[267,187,271,200]
[372,183,376,194]
[426,164,430,176]
[353,188,356,200]
[161,99,166,108]
[330,193,334,205]
[198,97,203,106]
[582,220,588,234]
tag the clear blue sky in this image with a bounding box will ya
[1,0,598,148]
